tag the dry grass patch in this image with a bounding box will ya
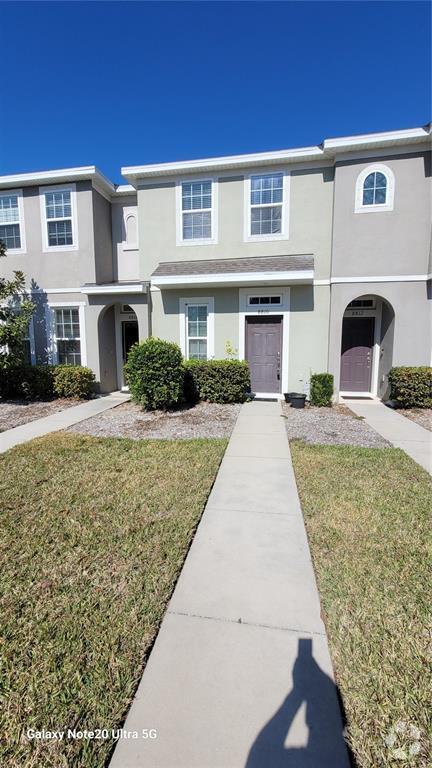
[291,442,432,767]
[0,432,226,768]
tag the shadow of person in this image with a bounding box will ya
[245,638,351,768]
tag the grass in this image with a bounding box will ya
[290,441,432,768]
[0,432,227,768]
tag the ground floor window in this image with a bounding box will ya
[187,304,208,360]
[55,307,81,365]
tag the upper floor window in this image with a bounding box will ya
[246,171,289,241]
[40,184,78,250]
[0,190,25,252]
[176,179,217,245]
[355,164,395,213]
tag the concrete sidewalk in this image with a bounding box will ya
[110,400,350,768]
[343,398,431,473]
[0,391,130,454]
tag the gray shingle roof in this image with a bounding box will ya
[151,254,313,277]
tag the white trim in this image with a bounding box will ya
[152,269,313,289]
[81,283,146,295]
[247,293,283,307]
[314,279,331,285]
[176,177,218,246]
[239,287,290,394]
[331,274,428,283]
[354,164,395,213]
[244,170,290,242]
[340,391,378,399]
[179,297,215,359]
[46,302,87,366]
[324,126,429,150]
[0,166,115,196]
[253,393,284,400]
[371,301,382,397]
[0,188,27,254]
[114,304,124,390]
[39,183,79,252]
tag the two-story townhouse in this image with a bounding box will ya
[0,125,430,398]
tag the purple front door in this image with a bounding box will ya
[246,316,282,393]
[340,317,375,392]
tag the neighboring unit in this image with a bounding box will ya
[1,125,431,398]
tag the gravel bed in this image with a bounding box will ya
[0,398,78,432]
[398,408,431,432]
[68,401,241,440]
[282,402,390,448]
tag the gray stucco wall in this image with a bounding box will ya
[137,162,334,281]
[92,190,113,284]
[328,281,431,394]
[332,150,431,277]
[288,285,330,392]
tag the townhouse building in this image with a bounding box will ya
[0,124,430,398]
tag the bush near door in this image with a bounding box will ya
[124,337,184,410]
[184,359,251,404]
[310,373,334,407]
[388,366,432,408]
[0,364,94,400]
[53,365,95,399]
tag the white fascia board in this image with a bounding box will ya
[121,147,323,181]
[151,270,314,288]
[323,126,430,151]
[112,184,137,196]
[0,166,115,195]
[81,283,147,295]
[331,274,429,284]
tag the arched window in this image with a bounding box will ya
[355,164,395,213]
[362,171,387,206]
[125,214,137,246]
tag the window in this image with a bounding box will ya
[187,304,208,359]
[355,165,394,213]
[246,171,289,240]
[248,295,282,306]
[177,179,216,244]
[55,308,81,364]
[0,191,24,251]
[348,299,375,309]
[362,172,387,206]
[40,184,77,249]
[123,208,138,250]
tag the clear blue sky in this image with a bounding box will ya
[1,1,430,183]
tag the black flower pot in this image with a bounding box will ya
[284,392,298,404]
[290,394,306,409]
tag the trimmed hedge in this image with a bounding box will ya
[0,364,94,400]
[310,372,334,407]
[184,359,251,404]
[124,337,184,410]
[388,366,432,408]
[53,365,95,399]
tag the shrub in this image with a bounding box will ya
[310,372,334,407]
[0,363,56,400]
[124,338,184,410]
[184,359,251,404]
[53,365,95,399]
[388,366,432,408]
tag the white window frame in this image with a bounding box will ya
[176,177,218,246]
[244,170,290,242]
[45,302,87,365]
[0,189,26,254]
[179,297,215,359]
[40,183,78,252]
[354,164,395,213]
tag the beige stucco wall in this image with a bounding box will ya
[137,163,334,281]
[288,284,330,392]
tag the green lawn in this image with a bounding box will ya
[0,433,226,768]
[291,442,432,768]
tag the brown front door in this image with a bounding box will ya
[340,317,375,392]
[246,316,282,393]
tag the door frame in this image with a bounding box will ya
[339,300,382,397]
[238,287,290,397]
[114,304,139,390]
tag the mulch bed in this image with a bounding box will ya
[68,401,241,440]
[282,402,390,448]
[0,398,78,432]
[398,408,431,432]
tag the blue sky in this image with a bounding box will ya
[1,1,430,183]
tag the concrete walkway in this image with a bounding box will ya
[343,398,432,473]
[110,401,350,768]
[0,391,130,454]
